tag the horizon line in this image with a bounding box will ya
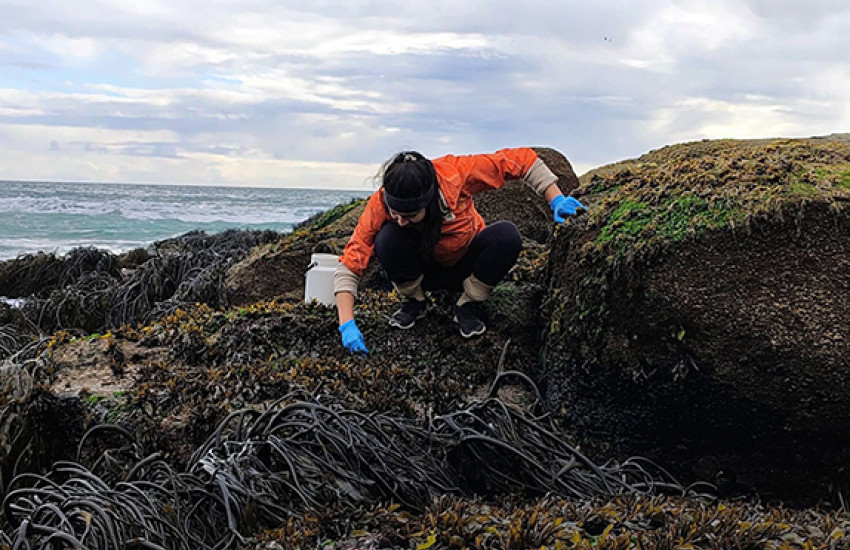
[0,178,376,193]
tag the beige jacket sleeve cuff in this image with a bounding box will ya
[334,262,360,297]
[523,158,559,195]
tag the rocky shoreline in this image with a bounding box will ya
[2,136,850,548]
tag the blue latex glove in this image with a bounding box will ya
[339,319,368,354]
[550,194,586,223]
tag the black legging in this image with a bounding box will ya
[374,221,522,292]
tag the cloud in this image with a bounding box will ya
[0,122,376,188]
[40,34,100,60]
[0,1,848,186]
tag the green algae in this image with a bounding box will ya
[293,198,364,233]
[811,165,850,189]
[595,198,651,247]
[581,137,850,260]
[592,192,750,257]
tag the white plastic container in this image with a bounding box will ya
[304,253,339,306]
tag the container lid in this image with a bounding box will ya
[310,253,339,267]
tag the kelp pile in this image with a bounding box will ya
[1,385,701,549]
[0,247,120,343]
[0,308,32,361]
[0,247,120,300]
[1,285,548,502]
[4,383,847,549]
[1,337,54,499]
[0,229,281,356]
[108,229,280,327]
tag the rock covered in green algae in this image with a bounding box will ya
[543,134,850,503]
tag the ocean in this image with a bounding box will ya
[0,181,371,261]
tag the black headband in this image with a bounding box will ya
[384,184,435,213]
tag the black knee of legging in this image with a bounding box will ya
[470,221,522,286]
[374,222,423,282]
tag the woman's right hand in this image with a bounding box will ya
[339,319,368,354]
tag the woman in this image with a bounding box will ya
[335,148,585,354]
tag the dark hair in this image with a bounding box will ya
[381,151,442,261]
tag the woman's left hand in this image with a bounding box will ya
[550,194,586,222]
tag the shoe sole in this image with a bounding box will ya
[388,311,427,330]
[452,315,486,338]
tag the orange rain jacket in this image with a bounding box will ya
[338,148,555,280]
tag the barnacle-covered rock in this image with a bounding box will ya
[543,134,850,501]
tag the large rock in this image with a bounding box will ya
[475,146,581,243]
[224,200,370,305]
[543,135,850,502]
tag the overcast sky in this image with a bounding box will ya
[1,1,848,189]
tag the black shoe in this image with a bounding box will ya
[452,302,486,338]
[389,299,428,329]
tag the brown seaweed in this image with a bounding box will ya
[1,386,699,549]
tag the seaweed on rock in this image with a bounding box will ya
[0,247,120,300]
[22,271,118,334]
[0,230,282,358]
[110,229,281,327]
[1,386,698,550]
[6,140,850,548]
[0,307,33,361]
[1,339,54,497]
